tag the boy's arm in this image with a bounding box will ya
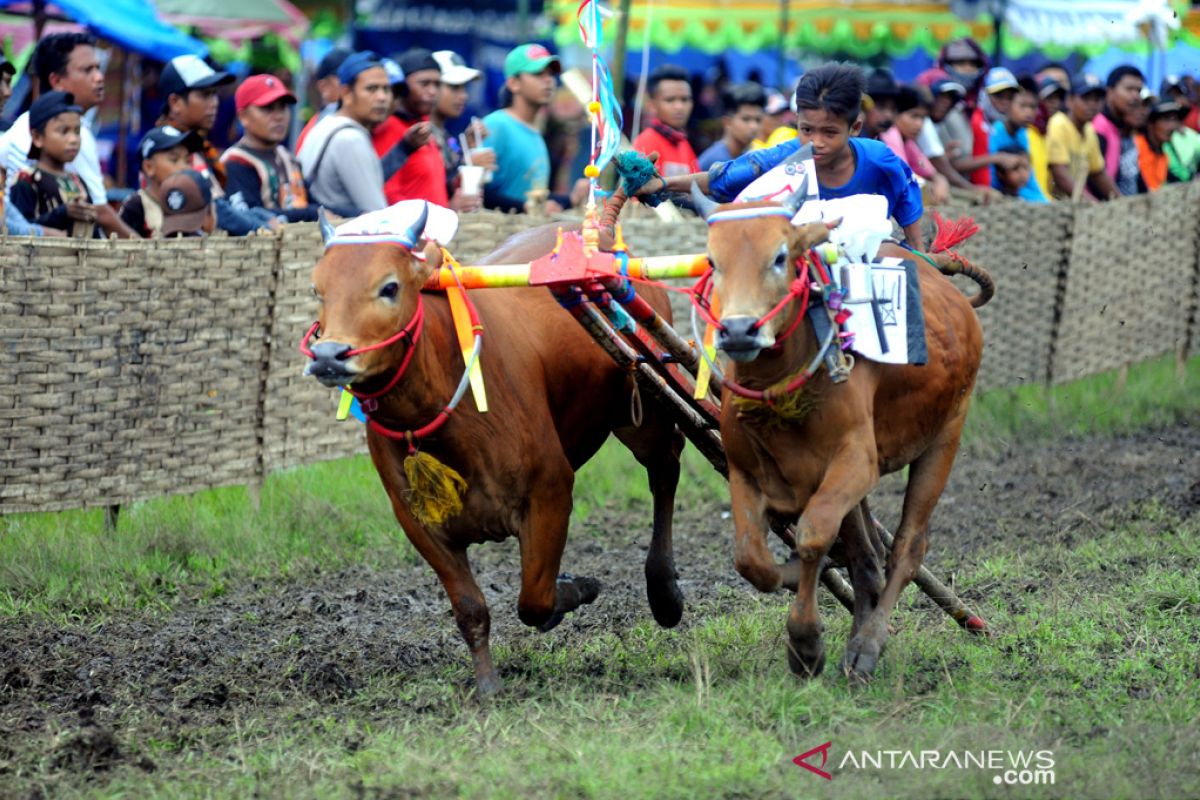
[11,181,69,229]
[1086,169,1120,201]
[95,205,139,239]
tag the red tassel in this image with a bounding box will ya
[931,211,979,253]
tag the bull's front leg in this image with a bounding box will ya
[729,467,785,594]
[786,442,878,679]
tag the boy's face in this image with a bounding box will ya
[725,103,763,147]
[403,68,441,117]
[33,111,82,164]
[0,72,11,107]
[1069,92,1102,124]
[895,107,926,140]
[1148,114,1180,144]
[506,68,557,109]
[143,146,189,187]
[796,107,859,166]
[1009,90,1037,127]
[651,79,693,130]
[170,87,220,134]
[989,88,1016,117]
[436,82,469,120]
[1041,90,1065,118]
[239,99,292,145]
[997,155,1030,193]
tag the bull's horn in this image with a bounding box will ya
[781,173,810,216]
[403,202,430,250]
[319,207,336,245]
[690,182,719,220]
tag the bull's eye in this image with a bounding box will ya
[772,247,788,272]
[379,281,400,300]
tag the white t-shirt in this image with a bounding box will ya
[916,117,945,160]
[0,110,108,204]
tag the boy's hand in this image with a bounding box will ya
[993,152,1022,171]
[66,200,97,222]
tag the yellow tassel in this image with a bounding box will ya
[402,451,467,526]
[731,378,821,429]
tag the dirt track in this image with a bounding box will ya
[1,419,1197,782]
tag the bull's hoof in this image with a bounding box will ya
[645,560,684,628]
[537,611,565,633]
[475,671,503,698]
[537,574,602,633]
[786,635,826,679]
[842,624,887,682]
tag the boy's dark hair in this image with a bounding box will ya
[32,32,97,87]
[995,143,1030,169]
[721,82,766,115]
[1016,76,1038,96]
[647,65,690,98]
[895,85,931,114]
[1106,65,1144,89]
[793,62,866,124]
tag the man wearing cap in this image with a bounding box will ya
[158,54,277,235]
[1091,65,1145,196]
[429,49,495,209]
[221,74,317,223]
[159,169,216,237]
[1135,99,1198,189]
[372,48,448,206]
[297,51,390,216]
[296,48,350,153]
[1045,74,1119,201]
[0,33,136,237]
[120,125,203,237]
[481,43,561,213]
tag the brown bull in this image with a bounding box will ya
[302,209,685,695]
[696,188,986,681]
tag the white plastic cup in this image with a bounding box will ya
[459,164,485,197]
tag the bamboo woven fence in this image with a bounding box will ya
[3,183,1198,514]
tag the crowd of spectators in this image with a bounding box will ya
[1,32,1198,241]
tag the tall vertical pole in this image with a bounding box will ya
[518,0,531,41]
[992,0,1006,68]
[778,0,789,89]
[611,0,634,108]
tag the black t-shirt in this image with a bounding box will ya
[10,167,94,234]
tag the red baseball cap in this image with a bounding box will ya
[235,74,297,112]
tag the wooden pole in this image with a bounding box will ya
[778,0,789,89]
[611,0,634,112]
[115,52,132,197]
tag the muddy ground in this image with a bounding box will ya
[1,420,1197,787]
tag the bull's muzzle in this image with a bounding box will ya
[717,315,772,362]
[304,340,361,386]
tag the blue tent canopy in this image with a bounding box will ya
[0,0,206,61]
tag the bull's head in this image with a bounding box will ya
[304,205,442,386]
[697,178,834,363]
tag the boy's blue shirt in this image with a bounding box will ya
[989,120,1048,202]
[706,136,924,227]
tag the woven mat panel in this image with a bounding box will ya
[1053,183,1199,384]
[620,215,708,257]
[0,236,275,513]
[262,224,365,473]
[452,211,549,263]
[930,202,1072,390]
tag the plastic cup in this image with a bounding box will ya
[459,164,485,197]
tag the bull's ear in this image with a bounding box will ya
[319,207,336,245]
[412,240,442,285]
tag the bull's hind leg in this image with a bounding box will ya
[837,503,886,638]
[517,470,601,633]
[843,423,965,681]
[614,418,686,628]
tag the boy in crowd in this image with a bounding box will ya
[430,50,495,211]
[1045,74,1120,201]
[751,90,796,149]
[697,83,765,170]
[1092,65,1145,195]
[120,125,202,237]
[0,56,14,133]
[482,43,561,213]
[298,51,390,216]
[632,65,699,178]
[160,169,216,237]
[221,74,316,223]
[642,63,924,249]
[993,144,1046,203]
[989,76,1047,202]
[881,85,950,205]
[1,33,136,237]
[9,91,96,237]
[1134,99,1196,190]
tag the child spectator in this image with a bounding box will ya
[632,65,699,178]
[881,85,949,204]
[1134,99,1194,191]
[993,145,1046,203]
[1045,74,1120,201]
[222,74,317,223]
[120,125,202,238]
[9,91,96,237]
[160,169,216,237]
[0,56,14,133]
[989,76,1047,202]
[697,82,765,170]
[751,90,796,149]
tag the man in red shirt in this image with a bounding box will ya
[632,65,699,178]
[372,48,448,206]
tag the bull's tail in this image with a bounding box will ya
[931,251,995,308]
